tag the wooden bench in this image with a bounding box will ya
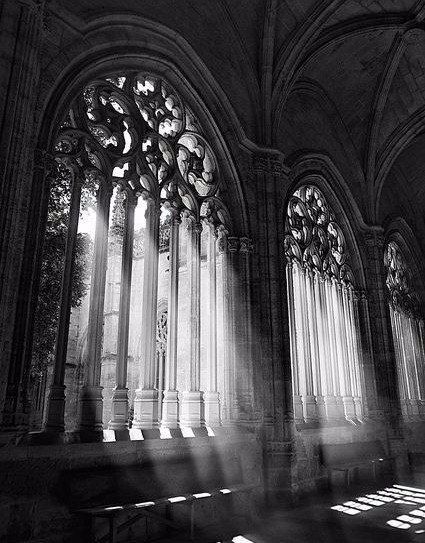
[319,440,394,487]
[57,447,260,542]
[77,483,258,543]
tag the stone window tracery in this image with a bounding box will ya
[385,241,425,418]
[285,185,363,424]
[42,71,236,434]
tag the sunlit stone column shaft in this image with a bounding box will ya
[338,283,356,420]
[45,174,82,433]
[204,223,220,426]
[80,182,113,432]
[133,198,160,429]
[286,260,304,423]
[109,192,136,430]
[180,218,204,427]
[161,210,181,428]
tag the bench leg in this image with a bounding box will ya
[108,516,117,543]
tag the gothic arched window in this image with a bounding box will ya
[285,185,363,424]
[41,72,233,434]
[385,241,425,418]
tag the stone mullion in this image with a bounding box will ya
[346,288,363,420]
[109,192,136,430]
[161,211,181,429]
[337,283,356,421]
[394,311,411,417]
[326,279,344,417]
[408,318,422,409]
[204,224,220,426]
[79,182,113,433]
[45,173,82,433]
[133,198,160,429]
[306,268,326,420]
[298,266,317,422]
[417,320,425,415]
[180,218,204,427]
[286,261,303,423]
[318,276,339,420]
[217,231,231,423]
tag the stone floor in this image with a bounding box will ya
[220,474,425,543]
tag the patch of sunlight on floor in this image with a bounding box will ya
[387,519,410,529]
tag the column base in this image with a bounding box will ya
[79,385,104,432]
[324,395,340,421]
[316,394,327,422]
[108,387,129,430]
[132,389,159,429]
[161,390,179,428]
[293,394,304,424]
[354,397,363,422]
[302,394,318,422]
[342,395,356,421]
[180,391,205,428]
[204,391,221,426]
[44,385,66,433]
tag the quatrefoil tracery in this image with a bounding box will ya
[54,72,224,225]
[285,185,354,284]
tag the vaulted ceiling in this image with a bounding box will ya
[46,0,425,247]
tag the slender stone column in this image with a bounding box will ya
[204,223,221,426]
[337,283,356,420]
[79,182,113,433]
[346,288,363,421]
[306,268,326,420]
[318,275,339,420]
[395,311,412,417]
[45,173,82,433]
[180,218,204,427]
[133,198,161,429]
[109,192,137,430]
[161,210,181,428]
[325,278,344,417]
[286,260,304,423]
[298,265,317,421]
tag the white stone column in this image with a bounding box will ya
[407,316,421,417]
[286,260,304,423]
[133,198,161,429]
[317,275,338,420]
[45,173,82,433]
[347,288,363,421]
[394,310,411,417]
[325,278,344,417]
[79,182,113,433]
[161,210,181,428]
[180,218,204,427]
[109,192,136,430]
[338,283,356,421]
[298,265,317,422]
[306,268,326,420]
[204,223,221,426]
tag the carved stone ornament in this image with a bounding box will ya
[284,185,355,285]
[384,241,420,316]
[54,72,229,228]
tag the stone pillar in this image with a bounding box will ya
[79,182,113,433]
[391,309,410,417]
[306,267,326,420]
[363,229,400,425]
[161,210,181,428]
[133,198,160,429]
[345,287,363,421]
[180,218,204,427]
[109,192,136,430]
[0,1,46,429]
[337,283,356,421]
[317,275,339,420]
[204,223,221,426]
[285,260,304,423]
[45,173,82,433]
[325,278,344,417]
[298,265,317,422]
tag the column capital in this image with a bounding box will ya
[227,236,239,253]
[239,236,253,254]
[363,226,385,248]
[186,216,202,234]
[251,153,286,176]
